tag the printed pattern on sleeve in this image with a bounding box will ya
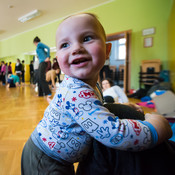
[34,75,155,163]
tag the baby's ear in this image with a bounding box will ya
[106,43,112,60]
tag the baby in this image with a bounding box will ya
[21,13,172,175]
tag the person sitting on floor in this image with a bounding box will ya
[46,69,60,89]
[7,74,20,88]
[102,78,128,103]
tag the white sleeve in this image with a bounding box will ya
[113,86,129,103]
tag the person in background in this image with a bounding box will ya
[29,61,34,84]
[46,69,60,89]
[7,74,20,88]
[0,61,2,82]
[102,78,129,103]
[1,61,6,85]
[33,36,51,99]
[8,62,12,74]
[100,59,111,81]
[33,56,39,86]
[21,60,25,84]
[5,63,8,84]
[52,57,61,83]
[15,59,22,84]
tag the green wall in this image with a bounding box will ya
[168,0,175,91]
[0,0,173,89]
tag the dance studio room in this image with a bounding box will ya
[0,0,175,174]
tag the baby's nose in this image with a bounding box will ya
[72,43,85,55]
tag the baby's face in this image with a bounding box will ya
[56,14,108,85]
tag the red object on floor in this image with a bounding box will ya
[136,100,155,109]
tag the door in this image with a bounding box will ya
[106,30,132,93]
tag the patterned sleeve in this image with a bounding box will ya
[64,87,158,151]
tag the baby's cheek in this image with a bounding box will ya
[57,57,68,72]
[94,51,106,69]
[91,45,106,59]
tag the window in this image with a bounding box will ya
[107,38,126,60]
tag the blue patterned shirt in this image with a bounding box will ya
[31,75,158,164]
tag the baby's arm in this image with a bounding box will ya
[65,88,171,151]
[124,103,172,144]
[145,113,172,144]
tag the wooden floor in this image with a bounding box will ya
[0,84,49,175]
[0,84,153,175]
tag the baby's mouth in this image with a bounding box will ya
[72,58,90,64]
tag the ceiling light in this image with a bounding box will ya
[8,5,14,8]
[18,9,41,23]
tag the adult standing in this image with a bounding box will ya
[29,60,34,84]
[15,59,22,84]
[1,61,6,85]
[33,36,51,98]
[21,60,25,84]
[8,62,12,74]
[5,63,8,84]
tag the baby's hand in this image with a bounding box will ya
[125,102,143,113]
[145,113,172,144]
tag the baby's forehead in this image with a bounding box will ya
[57,14,100,35]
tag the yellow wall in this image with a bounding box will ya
[168,0,175,91]
[25,65,30,82]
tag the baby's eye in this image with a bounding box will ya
[84,36,93,42]
[60,43,69,49]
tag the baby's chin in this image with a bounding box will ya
[73,73,95,79]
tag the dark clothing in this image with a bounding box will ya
[29,64,34,73]
[127,88,148,99]
[21,63,25,83]
[15,63,22,72]
[21,137,75,175]
[57,73,61,83]
[30,72,34,84]
[100,65,111,80]
[52,61,61,82]
[30,63,34,84]
[104,96,115,103]
[77,140,175,175]
[45,61,51,73]
[21,71,25,83]
[7,79,16,87]
[1,74,6,84]
[52,61,60,70]
[77,103,175,175]
[38,62,51,96]
[33,70,38,85]
[8,65,12,74]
